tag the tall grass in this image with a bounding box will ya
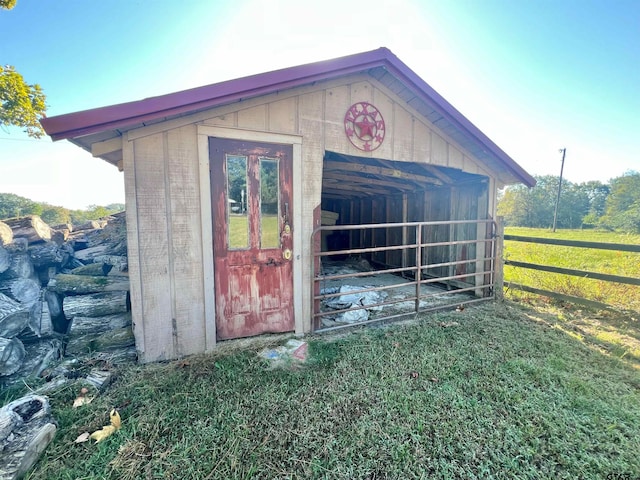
[504,228,640,311]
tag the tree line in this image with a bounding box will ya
[497,171,640,232]
[0,192,124,225]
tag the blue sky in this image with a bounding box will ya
[1,0,638,209]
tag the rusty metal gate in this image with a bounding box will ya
[312,219,498,332]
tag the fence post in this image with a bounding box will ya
[494,216,505,300]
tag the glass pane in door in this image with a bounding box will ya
[226,155,248,249]
[259,157,280,248]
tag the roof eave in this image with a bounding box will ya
[41,48,394,141]
[41,47,536,187]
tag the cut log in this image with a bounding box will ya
[0,293,30,338]
[44,290,63,319]
[63,291,129,318]
[66,325,134,355]
[0,252,35,280]
[52,223,73,233]
[66,314,132,358]
[3,216,51,244]
[0,395,57,480]
[18,296,54,342]
[69,262,112,276]
[0,246,9,274]
[28,242,71,268]
[0,278,41,305]
[0,221,13,246]
[93,254,128,273]
[72,244,110,262]
[69,312,131,336]
[63,257,84,270]
[7,339,62,379]
[50,230,67,245]
[48,273,129,296]
[0,310,29,339]
[0,337,26,376]
[74,220,103,232]
[0,292,20,317]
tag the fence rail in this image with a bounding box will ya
[503,234,640,309]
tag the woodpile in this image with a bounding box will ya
[0,213,134,388]
[0,394,57,480]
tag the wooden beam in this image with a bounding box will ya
[324,160,442,186]
[504,235,640,253]
[91,137,123,157]
[321,188,363,198]
[323,172,413,191]
[417,164,454,183]
[505,260,640,286]
[322,180,388,195]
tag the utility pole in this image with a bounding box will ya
[552,148,566,232]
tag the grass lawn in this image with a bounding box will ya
[6,302,640,479]
[504,227,640,311]
[228,215,279,248]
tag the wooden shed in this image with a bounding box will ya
[42,48,535,363]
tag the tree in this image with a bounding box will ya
[0,65,46,138]
[0,1,47,137]
[600,172,640,232]
[497,175,593,229]
[0,192,39,219]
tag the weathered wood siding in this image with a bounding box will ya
[124,125,208,362]
[123,73,500,362]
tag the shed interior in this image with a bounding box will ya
[320,150,490,276]
[315,151,495,329]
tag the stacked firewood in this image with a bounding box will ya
[0,213,134,387]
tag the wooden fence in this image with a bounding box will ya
[502,233,640,310]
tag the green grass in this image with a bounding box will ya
[504,227,640,311]
[10,302,640,479]
[229,215,279,248]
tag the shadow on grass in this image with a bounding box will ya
[508,292,640,370]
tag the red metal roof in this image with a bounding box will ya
[40,47,535,187]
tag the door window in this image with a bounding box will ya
[260,157,280,248]
[226,155,248,249]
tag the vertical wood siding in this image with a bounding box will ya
[127,74,500,361]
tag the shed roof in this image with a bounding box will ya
[41,47,535,187]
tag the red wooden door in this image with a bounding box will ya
[209,138,294,340]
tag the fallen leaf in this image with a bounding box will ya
[73,395,94,408]
[90,425,117,443]
[89,409,121,443]
[74,432,91,443]
[430,377,439,383]
[109,409,122,429]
